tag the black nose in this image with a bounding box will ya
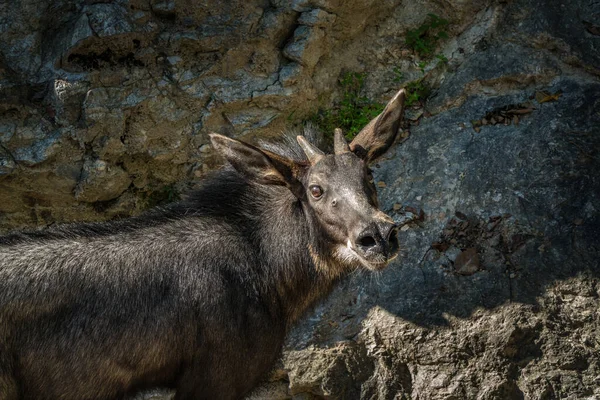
[355,221,397,255]
[357,230,379,249]
[377,220,398,243]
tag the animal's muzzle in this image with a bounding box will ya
[355,220,399,261]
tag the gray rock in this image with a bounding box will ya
[278,63,302,87]
[11,130,63,166]
[291,0,312,13]
[0,146,16,176]
[298,9,336,27]
[283,26,326,70]
[502,0,600,69]
[257,9,297,42]
[281,58,600,400]
[203,72,280,104]
[150,0,175,17]
[68,13,94,49]
[1,0,599,398]
[75,158,131,203]
[426,42,562,114]
[85,4,133,38]
[0,122,16,144]
[224,108,279,134]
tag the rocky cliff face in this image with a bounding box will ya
[2,0,599,399]
[0,0,446,228]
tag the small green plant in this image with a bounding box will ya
[309,72,384,140]
[404,79,429,107]
[435,53,449,64]
[405,13,449,57]
[393,67,404,83]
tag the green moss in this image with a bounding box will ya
[405,13,449,57]
[404,79,430,107]
[392,14,449,108]
[308,72,384,141]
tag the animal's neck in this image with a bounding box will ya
[256,190,343,328]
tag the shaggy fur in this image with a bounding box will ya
[0,130,329,400]
[0,87,405,399]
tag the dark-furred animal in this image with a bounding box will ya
[0,89,406,400]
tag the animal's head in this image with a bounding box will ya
[210,89,405,272]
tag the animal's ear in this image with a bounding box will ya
[349,88,406,163]
[210,133,306,198]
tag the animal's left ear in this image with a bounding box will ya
[210,133,306,198]
[349,88,406,163]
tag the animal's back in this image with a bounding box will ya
[0,87,406,399]
[0,171,288,399]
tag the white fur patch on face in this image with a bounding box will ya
[335,243,374,270]
[336,237,395,271]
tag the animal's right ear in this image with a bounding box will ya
[349,88,406,163]
[210,133,306,198]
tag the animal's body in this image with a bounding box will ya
[0,89,406,400]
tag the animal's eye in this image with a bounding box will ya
[309,185,323,199]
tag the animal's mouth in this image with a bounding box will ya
[346,237,399,271]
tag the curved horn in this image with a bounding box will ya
[297,135,324,164]
[333,128,350,154]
